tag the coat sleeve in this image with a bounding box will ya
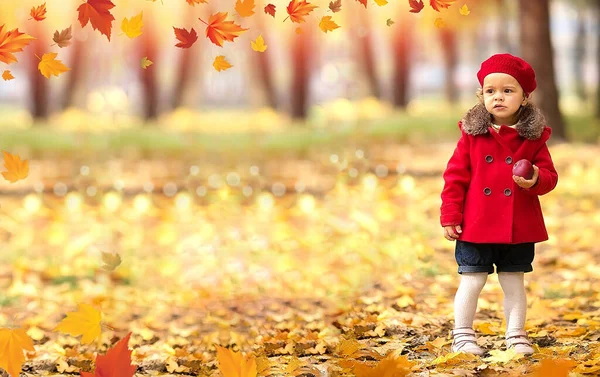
[440,124,472,227]
[523,142,558,196]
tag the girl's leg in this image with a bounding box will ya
[452,272,488,354]
[498,271,534,354]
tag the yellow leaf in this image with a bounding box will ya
[215,344,257,377]
[53,303,102,344]
[213,55,232,72]
[319,16,340,33]
[235,0,255,17]
[532,359,577,377]
[459,4,470,15]
[250,34,267,52]
[374,0,388,5]
[2,70,14,81]
[121,11,144,39]
[0,328,35,377]
[482,348,524,364]
[101,251,122,271]
[386,19,394,26]
[434,17,445,28]
[37,52,70,79]
[431,351,477,366]
[1,151,29,183]
[475,322,499,335]
[140,57,153,69]
[295,27,303,34]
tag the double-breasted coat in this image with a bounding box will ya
[440,103,558,244]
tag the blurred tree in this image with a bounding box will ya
[26,21,49,121]
[171,10,198,109]
[496,0,516,53]
[596,0,600,118]
[520,0,566,141]
[61,30,86,110]
[391,13,413,108]
[253,12,278,110]
[439,28,458,105]
[290,26,316,120]
[573,2,588,102]
[355,10,381,100]
[138,19,159,121]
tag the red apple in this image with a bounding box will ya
[513,159,534,180]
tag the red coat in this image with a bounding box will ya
[440,103,558,244]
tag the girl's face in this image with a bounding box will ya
[482,73,528,125]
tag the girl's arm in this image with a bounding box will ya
[523,143,558,196]
[440,126,472,226]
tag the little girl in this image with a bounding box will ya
[440,53,558,355]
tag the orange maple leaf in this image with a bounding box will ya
[0,25,36,65]
[80,332,136,377]
[0,328,35,377]
[236,0,255,17]
[264,4,276,17]
[408,0,424,13]
[30,3,47,21]
[173,27,198,48]
[202,12,248,48]
[77,0,115,41]
[429,0,456,12]
[186,0,207,5]
[2,70,15,81]
[1,151,29,183]
[285,0,318,23]
[215,344,257,377]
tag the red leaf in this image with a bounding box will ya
[264,3,276,17]
[429,0,456,12]
[77,0,115,41]
[356,0,367,8]
[408,0,424,13]
[173,27,198,48]
[79,332,136,377]
[30,3,47,21]
[203,12,248,47]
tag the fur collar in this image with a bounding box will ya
[460,102,546,140]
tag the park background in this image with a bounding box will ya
[0,0,599,376]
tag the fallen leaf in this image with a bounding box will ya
[215,344,257,377]
[356,0,367,8]
[319,16,340,33]
[264,4,276,17]
[53,303,102,344]
[0,328,35,377]
[0,25,36,64]
[352,352,415,377]
[203,12,248,47]
[434,17,445,28]
[386,18,394,26]
[482,349,524,364]
[459,4,470,15]
[374,0,388,5]
[408,0,424,13]
[285,0,318,23]
[251,34,267,52]
[213,55,232,72]
[173,27,198,48]
[1,151,29,183]
[328,0,341,12]
[52,26,73,48]
[531,359,577,377]
[186,0,207,4]
[102,251,122,270]
[77,0,115,41]
[236,0,255,17]
[81,332,136,377]
[121,11,144,39]
[30,3,47,21]
[2,70,14,81]
[37,52,71,79]
[430,0,456,12]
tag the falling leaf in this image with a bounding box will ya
[186,0,207,4]
[1,151,29,183]
[408,0,424,13]
[37,52,71,79]
[102,251,123,270]
[0,25,36,65]
[531,359,577,377]
[329,0,341,12]
[0,328,35,377]
[30,3,47,21]
[285,0,318,23]
[2,70,14,81]
[213,55,232,72]
[374,0,388,5]
[356,0,367,8]
[430,0,457,12]
[319,16,340,33]
[236,0,255,17]
[77,0,116,41]
[121,11,144,39]
[251,34,267,52]
[173,27,198,48]
[80,333,136,377]
[434,17,445,28]
[53,303,102,344]
[295,27,303,34]
[52,26,72,48]
[215,344,257,377]
[203,12,248,48]
[459,4,470,15]
[264,4,276,17]
[386,18,394,26]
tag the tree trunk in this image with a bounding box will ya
[596,0,600,118]
[391,14,412,108]
[61,37,86,110]
[253,14,278,110]
[573,8,587,102]
[356,11,381,99]
[138,22,159,121]
[439,28,458,105]
[171,10,197,109]
[290,27,314,120]
[519,0,566,141]
[27,22,49,121]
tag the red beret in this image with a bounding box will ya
[477,53,537,94]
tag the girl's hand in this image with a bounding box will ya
[513,165,539,189]
[444,225,462,241]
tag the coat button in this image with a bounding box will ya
[484,187,492,195]
[485,155,493,163]
[505,156,513,164]
[504,188,512,196]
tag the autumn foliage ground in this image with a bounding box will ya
[0,141,599,376]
